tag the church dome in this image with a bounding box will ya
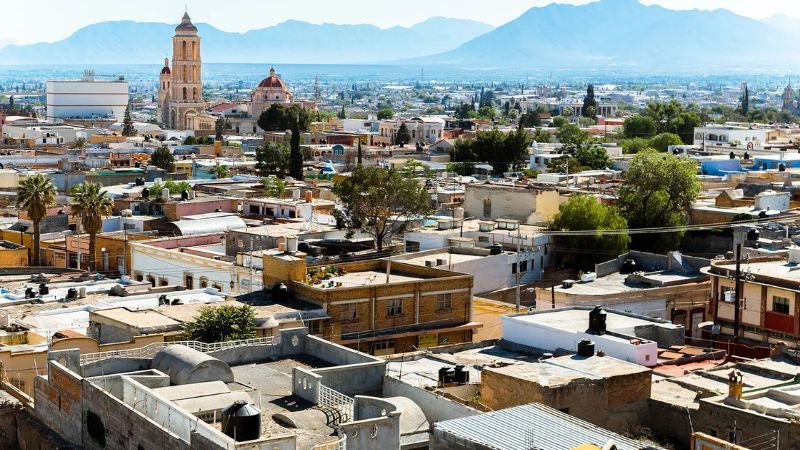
[160,58,171,75]
[175,12,198,33]
[257,68,287,89]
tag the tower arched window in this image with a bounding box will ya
[183,87,187,101]
[182,66,188,83]
[193,87,198,101]
[192,41,196,59]
[193,65,198,83]
[182,41,187,59]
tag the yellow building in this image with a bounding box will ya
[0,241,29,267]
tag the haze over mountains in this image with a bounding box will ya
[0,0,798,71]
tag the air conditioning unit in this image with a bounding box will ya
[724,291,735,303]
[437,258,447,266]
[425,260,435,267]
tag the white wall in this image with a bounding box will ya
[500,315,658,366]
[47,80,129,120]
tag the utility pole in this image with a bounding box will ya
[733,243,742,343]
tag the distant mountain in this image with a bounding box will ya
[0,17,493,65]
[762,14,800,33]
[428,0,800,69]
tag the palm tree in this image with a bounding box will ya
[71,182,113,272]
[16,174,57,266]
[209,162,229,179]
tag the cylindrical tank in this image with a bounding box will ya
[181,189,189,201]
[286,236,298,254]
[589,306,607,335]
[141,187,150,199]
[489,243,503,255]
[221,400,261,442]
[39,283,49,295]
[304,191,312,202]
[577,339,595,357]
[162,188,170,202]
[292,189,301,201]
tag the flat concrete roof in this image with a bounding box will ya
[553,271,702,296]
[506,308,680,335]
[91,308,181,329]
[714,259,800,283]
[326,270,427,288]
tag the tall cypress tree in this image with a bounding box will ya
[122,105,137,137]
[741,83,750,116]
[357,139,363,165]
[582,84,597,119]
[289,115,303,180]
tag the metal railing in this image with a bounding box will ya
[312,436,347,450]
[79,336,277,365]
[318,384,354,425]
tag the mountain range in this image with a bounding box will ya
[0,17,493,65]
[1,0,799,70]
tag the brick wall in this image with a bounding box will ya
[32,361,83,445]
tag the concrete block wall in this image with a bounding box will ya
[338,412,400,450]
[292,367,321,404]
[382,376,479,424]
[32,361,83,445]
[313,363,385,397]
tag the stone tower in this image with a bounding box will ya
[167,12,204,130]
[158,58,172,126]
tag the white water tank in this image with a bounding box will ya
[580,272,597,283]
[161,188,170,202]
[453,207,464,219]
[789,246,800,265]
[292,189,301,201]
[286,236,298,254]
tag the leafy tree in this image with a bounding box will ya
[623,115,657,139]
[122,105,137,137]
[289,116,303,179]
[561,106,574,118]
[215,117,225,141]
[71,182,114,272]
[551,116,569,128]
[620,138,652,154]
[183,136,197,145]
[446,162,475,176]
[395,123,411,145]
[619,150,701,252]
[556,124,589,146]
[184,304,256,343]
[209,162,229,179]
[520,111,542,128]
[71,137,88,154]
[478,105,496,120]
[551,195,630,270]
[261,176,287,198]
[644,100,701,144]
[257,104,312,132]
[256,143,290,177]
[574,144,610,170]
[337,106,347,119]
[582,84,598,119]
[16,173,56,266]
[454,102,476,119]
[548,155,581,174]
[532,129,552,144]
[377,107,394,120]
[150,146,175,172]
[649,132,683,153]
[333,166,432,252]
[449,129,530,175]
[150,180,192,197]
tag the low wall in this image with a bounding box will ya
[305,334,377,365]
[292,367,321,404]
[82,358,152,377]
[382,375,479,424]
[313,361,385,397]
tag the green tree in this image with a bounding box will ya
[649,132,683,153]
[209,162,229,179]
[70,182,114,272]
[215,117,225,141]
[333,166,432,252]
[556,124,589,146]
[121,105,137,137]
[478,105,496,120]
[561,106,574,118]
[184,304,256,343]
[582,84,598,119]
[520,111,542,128]
[623,115,657,139]
[257,104,312,132]
[551,116,569,128]
[357,140,363,165]
[533,128,552,144]
[619,150,701,252]
[289,116,303,179]
[183,136,197,145]
[150,146,175,172]
[337,106,346,119]
[395,123,411,145]
[16,173,56,266]
[255,143,289,178]
[741,84,749,116]
[377,107,394,120]
[150,180,192,197]
[551,195,630,270]
[446,162,475,176]
[620,138,652,154]
[261,176,287,198]
[643,100,701,144]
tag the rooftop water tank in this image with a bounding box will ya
[620,258,638,274]
[489,243,503,255]
[577,339,595,357]
[221,400,261,442]
[588,306,607,335]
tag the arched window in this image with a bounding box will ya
[182,66,187,83]
[193,87,198,101]
[162,81,165,90]
[192,65,198,83]
[191,41,196,59]
[182,41,187,58]
[183,87,187,100]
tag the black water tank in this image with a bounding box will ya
[221,401,261,442]
[489,243,503,255]
[588,306,607,335]
[25,287,34,299]
[453,365,469,384]
[779,163,786,172]
[67,288,77,300]
[747,228,760,241]
[438,367,455,386]
[272,282,289,302]
[729,152,736,159]
[577,339,595,357]
[620,258,638,274]
[743,152,750,160]
[141,187,150,199]
[181,189,189,201]
[39,283,48,295]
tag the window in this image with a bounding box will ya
[387,298,403,316]
[134,272,144,282]
[199,277,209,289]
[341,303,357,321]
[520,260,528,272]
[512,263,517,274]
[483,198,492,217]
[159,278,169,287]
[478,236,490,243]
[146,275,155,286]
[308,320,321,335]
[437,293,452,312]
[212,283,223,291]
[249,205,260,214]
[184,274,194,289]
[405,241,420,252]
[373,339,395,353]
[773,296,790,314]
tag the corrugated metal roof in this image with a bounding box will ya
[434,403,664,450]
[171,215,246,236]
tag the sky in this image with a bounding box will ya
[0,0,797,46]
